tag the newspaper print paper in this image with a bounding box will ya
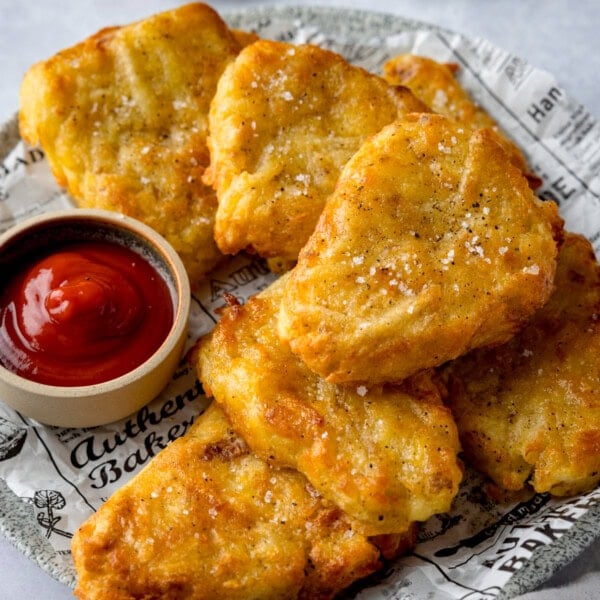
[1,6,599,599]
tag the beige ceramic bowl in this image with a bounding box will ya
[0,209,191,427]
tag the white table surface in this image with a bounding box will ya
[1,1,599,598]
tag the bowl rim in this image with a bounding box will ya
[0,208,191,396]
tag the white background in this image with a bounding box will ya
[1,1,599,599]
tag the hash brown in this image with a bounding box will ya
[198,276,463,536]
[382,53,538,185]
[442,232,600,497]
[72,402,416,600]
[19,3,243,283]
[278,113,562,384]
[204,39,430,268]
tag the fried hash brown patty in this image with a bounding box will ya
[442,233,600,497]
[204,39,430,267]
[382,53,537,184]
[279,114,562,384]
[198,276,462,536]
[72,403,416,600]
[19,3,243,283]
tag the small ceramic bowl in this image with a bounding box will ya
[0,209,191,428]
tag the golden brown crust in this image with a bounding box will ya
[278,113,562,384]
[382,53,539,186]
[442,232,600,497]
[231,28,260,47]
[198,275,463,535]
[72,403,414,600]
[205,39,430,265]
[383,54,498,130]
[19,3,243,284]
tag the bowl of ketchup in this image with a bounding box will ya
[0,209,191,427]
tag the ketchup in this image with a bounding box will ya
[0,240,174,386]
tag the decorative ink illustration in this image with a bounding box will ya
[0,416,27,461]
[32,489,72,539]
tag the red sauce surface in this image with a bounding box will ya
[0,240,174,386]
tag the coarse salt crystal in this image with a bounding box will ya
[433,88,448,107]
[356,385,368,397]
[295,173,310,184]
[398,282,415,296]
[523,264,540,275]
[440,249,455,265]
